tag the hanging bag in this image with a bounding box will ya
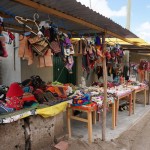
[28,36,49,56]
[50,40,61,54]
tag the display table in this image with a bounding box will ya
[67,103,97,143]
[114,90,133,126]
[132,85,148,114]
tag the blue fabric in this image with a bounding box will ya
[24,32,31,36]
[0,104,14,114]
[95,36,101,46]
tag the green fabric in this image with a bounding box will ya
[0,107,36,119]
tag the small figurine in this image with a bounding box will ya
[81,76,86,88]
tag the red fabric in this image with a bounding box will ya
[6,82,24,97]
[22,94,36,102]
[6,96,24,110]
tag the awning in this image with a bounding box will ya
[0,0,142,47]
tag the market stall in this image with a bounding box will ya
[0,0,149,148]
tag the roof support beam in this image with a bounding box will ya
[123,48,150,51]
[0,8,75,34]
[13,0,146,47]
[0,12,11,18]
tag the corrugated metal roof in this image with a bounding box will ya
[0,0,138,38]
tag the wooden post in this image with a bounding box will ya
[102,32,107,141]
[148,72,150,105]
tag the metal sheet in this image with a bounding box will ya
[0,0,138,38]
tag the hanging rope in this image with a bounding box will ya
[56,66,65,82]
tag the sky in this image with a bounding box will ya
[77,0,150,43]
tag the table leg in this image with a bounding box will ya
[88,111,92,143]
[112,103,115,130]
[67,107,71,138]
[115,99,119,126]
[129,94,132,116]
[92,111,96,124]
[134,91,136,114]
[133,91,135,114]
[148,89,150,105]
[144,89,147,107]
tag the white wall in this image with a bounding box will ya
[21,57,53,83]
[1,33,21,86]
[1,32,54,85]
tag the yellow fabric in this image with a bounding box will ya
[71,38,150,46]
[20,111,32,119]
[36,102,68,118]
[105,38,150,46]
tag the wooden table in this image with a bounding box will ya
[66,103,97,143]
[110,102,116,130]
[66,101,116,143]
[115,91,133,126]
[132,86,148,114]
[97,102,116,130]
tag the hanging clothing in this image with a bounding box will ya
[123,65,129,80]
[0,35,8,57]
[95,66,103,79]
[18,35,33,65]
[65,56,74,73]
[38,49,53,67]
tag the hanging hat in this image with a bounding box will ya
[6,82,24,97]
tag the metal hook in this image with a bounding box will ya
[47,14,51,22]
[15,15,37,35]
[15,16,24,25]
[33,13,39,21]
[32,13,40,31]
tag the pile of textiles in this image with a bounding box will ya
[0,76,74,114]
[69,90,91,106]
[92,81,115,88]
[0,82,37,114]
[22,77,73,106]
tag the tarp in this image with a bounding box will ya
[36,101,68,118]
[0,102,68,124]
[0,108,36,124]
[105,38,150,46]
[71,38,150,47]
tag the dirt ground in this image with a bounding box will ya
[68,94,150,150]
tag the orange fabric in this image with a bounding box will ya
[54,86,67,98]
[38,49,53,68]
[38,56,45,68]
[138,69,145,82]
[47,86,56,93]
[18,35,33,65]
[44,49,53,67]
[71,102,97,111]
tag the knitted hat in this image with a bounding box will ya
[6,82,24,97]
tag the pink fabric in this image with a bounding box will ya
[0,36,8,57]
[65,56,74,70]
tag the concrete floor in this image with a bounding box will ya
[69,103,150,142]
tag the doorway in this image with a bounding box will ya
[53,56,77,85]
